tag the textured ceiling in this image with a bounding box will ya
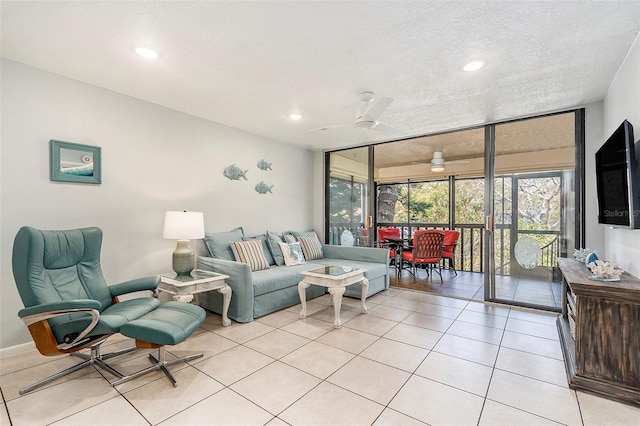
[2,1,639,151]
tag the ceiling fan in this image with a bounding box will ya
[308,92,404,136]
[430,151,471,172]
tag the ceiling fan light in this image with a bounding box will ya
[288,113,302,120]
[358,91,376,103]
[431,151,445,172]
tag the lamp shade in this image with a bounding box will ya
[163,211,205,240]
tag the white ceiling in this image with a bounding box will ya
[2,1,640,152]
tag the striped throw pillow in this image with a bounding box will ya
[298,234,324,260]
[230,240,270,271]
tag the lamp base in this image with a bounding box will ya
[172,240,195,276]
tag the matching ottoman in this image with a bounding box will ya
[112,301,206,387]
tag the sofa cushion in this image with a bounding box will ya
[243,234,275,265]
[205,227,244,260]
[252,263,318,296]
[266,231,285,266]
[298,234,324,260]
[279,242,306,266]
[230,240,270,271]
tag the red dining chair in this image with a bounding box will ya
[401,229,445,283]
[442,230,460,275]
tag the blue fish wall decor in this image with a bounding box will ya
[255,181,274,194]
[224,164,248,181]
[257,159,273,171]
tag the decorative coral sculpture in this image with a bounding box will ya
[573,248,591,262]
[587,260,623,280]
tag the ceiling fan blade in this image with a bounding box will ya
[307,123,353,132]
[360,96,393,122]
[444,160,471,165]
[372,122,406,137]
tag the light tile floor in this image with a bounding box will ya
[2,288,639,425]
[392,268,563,309]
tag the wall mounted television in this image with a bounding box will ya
[595,119,640,228]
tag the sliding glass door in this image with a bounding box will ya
[486,112,579,310]
[324,110,584,311]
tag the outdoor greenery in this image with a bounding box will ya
[329,177,364,224]
[329,167,565,274]
[374,174,563,274]
[380,179,485,225]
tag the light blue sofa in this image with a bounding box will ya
[197,244,390,323]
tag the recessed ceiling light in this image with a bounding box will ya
[135,47,159,59]
[463,60,485,72]
[288,113,302,120]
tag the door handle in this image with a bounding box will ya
[485,214,494,232]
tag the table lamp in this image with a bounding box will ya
[163,211,205,276]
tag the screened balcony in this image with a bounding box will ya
[326,111,582,311]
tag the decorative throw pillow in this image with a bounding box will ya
[204,227,244,260]
[292,230,318,239]
[297,234,324,260]
[266,231,285,266]
[243,234,275,265]
[230,240,270,271]
[278,242,306,266]
[283,232,297,243]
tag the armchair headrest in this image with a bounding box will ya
[42,229,86,269]
[12,226,110,309]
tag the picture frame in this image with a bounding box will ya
[50,140,102,184]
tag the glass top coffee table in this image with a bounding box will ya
[298,266,369,328]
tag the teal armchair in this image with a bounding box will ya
[12,226,161,394]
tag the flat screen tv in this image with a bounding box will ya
[595,119,640,228]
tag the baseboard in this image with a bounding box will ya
[0,341,35,359]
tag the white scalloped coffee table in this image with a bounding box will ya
[298,266,369,328]
[159,269,232,326]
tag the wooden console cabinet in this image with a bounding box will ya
[556,257,640,406]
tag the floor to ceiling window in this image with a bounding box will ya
[326,110,583,311]
[326,147,371,246]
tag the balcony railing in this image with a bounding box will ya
[376,223,485,272]
[323,223,562,275]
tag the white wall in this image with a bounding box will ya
[0,59,315,351]
[584,101,605,255]
[603,34,640,276]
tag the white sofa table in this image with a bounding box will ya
[298,266,369,328]
[159,269,232,326]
